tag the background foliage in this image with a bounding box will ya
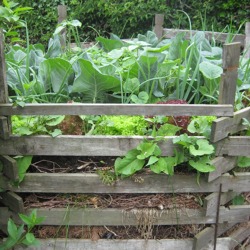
[9,0,250,45]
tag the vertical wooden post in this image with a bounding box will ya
[153,14,164,40]
[57,5,67,48]
[244,22,250,59]
[218,42,241,105]
[0,30,8,104]
[0,30,10,139]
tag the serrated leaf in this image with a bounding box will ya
[237,156,250,168]
[189,139,214,156]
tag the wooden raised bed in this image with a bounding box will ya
[0,19,250,250]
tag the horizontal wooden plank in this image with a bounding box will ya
[208,156,237,182]
[0,103,234,116]
[163,28,245,47]
[215,136,250,156]
[210,107,250,142]
[1,206,249,226]
[0,135,179,156]
[1,173,249,194]
[1,135,249,157]
[14,238,233,250]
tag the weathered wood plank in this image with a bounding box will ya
[210,107,250,143]
[57,5,67,48]
[163,28,245,46]
[0,116,10,140]
[193,222,237,250]
[0,155,18,181]
[0,103,234,116]
[14,238,233,250]
[228,221,250,249]
[0,30,9,103]
[219,43,241,105]
[0,135,179,156]
[215,136,250,156]
[204,191,239,216]
[208,156,237,182]
[153,14,164,39]
[1,191,24,213]
[0,135,249,157]
[1,206,249,226]
[244,22,250,59]
[2,173,249,194]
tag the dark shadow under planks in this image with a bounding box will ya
[2,173,249,194]
[0,103,234,117]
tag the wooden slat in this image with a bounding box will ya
[0,30,9,103]
[215,136,250,156]
[0,116,10,140]
[153,14,164,39]
[208,156,237,182]
[14,238,233,250]
[1,206,249,226]
[2,173,249,194]
[193,222,237,250]
[0,155,18,181]
[244,22,250,59]
[1,191,24,213]
[219,43,241,105]
[210,107,250,143]
[0,135,179,156]
[0,103,234,116]
[163,28,245,46]
[204,191,239,216]
[1,135,250,157]
[228,221,250,249]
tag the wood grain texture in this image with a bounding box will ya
[153,14,164,39]
[14,238,235,250]
[0,116,10,140]
[210,107,250,142]
[0,30,8,103]
[215,136,250,156]
[0,103,234,116]
[163,29,245,46]
[0,155,18,181]
[208,156,237,182]
[204,191,239,216]
[2,173,249,194]
[1,191,24,213]
[193,222,237,250]
[244,22,250,59]
[1,206,249,226]
[0,135,178,156]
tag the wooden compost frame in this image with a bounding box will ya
[0,16,250,250]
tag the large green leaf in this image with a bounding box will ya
[189,139,214,156]
[72,59,120,102]
[189,156,215,172]
[96,36,124,52]
[199,61,223,79]
[38,58,73,93]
